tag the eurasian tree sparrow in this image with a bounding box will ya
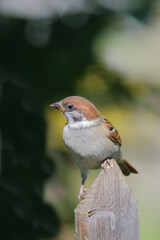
[50,96,138,199]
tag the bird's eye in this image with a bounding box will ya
[67,104,74,111]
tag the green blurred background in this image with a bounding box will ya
[0,0,160,239]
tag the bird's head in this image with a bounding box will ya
[50,96,101,126]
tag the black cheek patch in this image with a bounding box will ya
[72,116,83,122]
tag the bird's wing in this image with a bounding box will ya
[103,118,122,146]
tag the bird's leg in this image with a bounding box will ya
[78,173,87,200]
[101,157,114,171]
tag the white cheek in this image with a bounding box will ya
[63,111,85,124]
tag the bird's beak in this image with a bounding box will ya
[49,101,65,112]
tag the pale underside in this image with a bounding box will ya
[63,119,123,175]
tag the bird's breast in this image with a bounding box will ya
[63,124,121,169]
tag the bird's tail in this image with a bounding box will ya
[118,159,138,176]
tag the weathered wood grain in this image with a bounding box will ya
[74,159,139,240]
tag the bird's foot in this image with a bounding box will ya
[78,188,89,200]
[101,158,114,171]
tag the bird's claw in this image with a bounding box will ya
[78,188,89,200]
[101,158,114,171]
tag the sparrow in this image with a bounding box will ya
[50,96,138,199]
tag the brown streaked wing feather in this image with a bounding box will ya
[103,118,122,146]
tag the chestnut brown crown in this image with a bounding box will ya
[50,96,101,121]
[62,96,101,121]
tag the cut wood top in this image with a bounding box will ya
[74,159,139,240]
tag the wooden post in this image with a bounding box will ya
[74,159,139,240]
